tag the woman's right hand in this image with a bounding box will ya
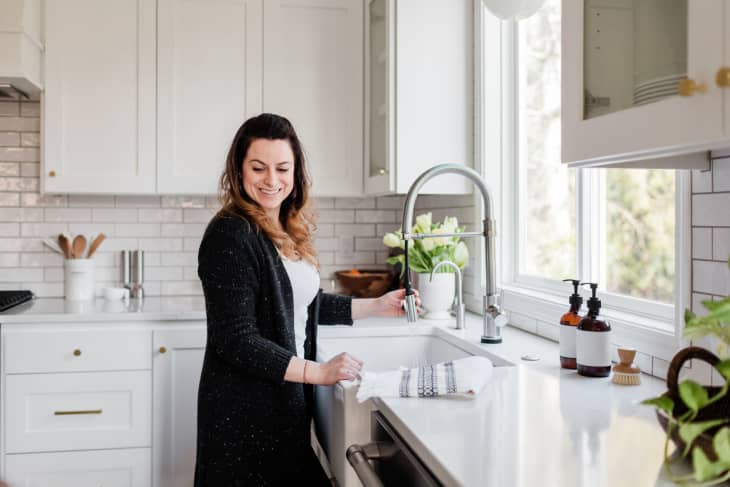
[310,352,364,385]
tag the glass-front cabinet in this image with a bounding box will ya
[364,0,473,195]
[562,0,730,168]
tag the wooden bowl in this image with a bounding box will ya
[335,269,393,298]
[656,346,730,461]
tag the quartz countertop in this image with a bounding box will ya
[320,315,680,487]
[0,296,207,323]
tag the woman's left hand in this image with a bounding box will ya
[372,288,422,318]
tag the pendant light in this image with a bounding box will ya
[482,0,546,20]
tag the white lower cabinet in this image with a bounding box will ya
[5,371,152,454]
[5,448,151,487]
[1,322,207,487]
[152,327,206,487]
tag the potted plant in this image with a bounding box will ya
[382,212,469,319]
[643,257,730,485]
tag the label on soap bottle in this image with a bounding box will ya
[576,329,611,367]
[559,325,576,359]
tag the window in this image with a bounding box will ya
[502,0,680,324]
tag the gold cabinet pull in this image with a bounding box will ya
[678,78,707,96]
[73,349,82,357]
[378,168,386,176]
[716,67,730,87]
[54,409,102,416]
[159,346,167,354]
[48,170,56,177]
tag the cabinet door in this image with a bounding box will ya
[5,448,151,487]
[157,0,263,194]
[43,0,156,193]
[152,327,205,487]
[562,0,723,167]
[262,0,363,198]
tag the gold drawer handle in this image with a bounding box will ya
[159,346,167,354]
[54,409,103,416]
[678,78,707,96]
[73,349,81,356]
[48,170,56,177]
[717,67,730,87]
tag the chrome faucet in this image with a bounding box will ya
[401,163,506,343]
[430,260,465,330]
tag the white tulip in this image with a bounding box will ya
[383,232,401,248]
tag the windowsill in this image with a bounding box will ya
[499,283,680,363]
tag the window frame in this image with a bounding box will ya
[475,4,691,362]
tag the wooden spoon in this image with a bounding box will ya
[86,233,106,258]
[71,235,87,259]
[58,234,72,259]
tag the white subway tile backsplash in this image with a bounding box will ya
[183,237,201,252]
[1,267,43,282]
[183,223,206,237]
[20,102,40,117]
[20,252,63,267]
[318,209,355,223]
[313,223,334,236]
[713,228,730,261]
[0,207,38,222]
[0,101,19,116]
[43,267,63,282]
[376,196,405,209]
[93,208,137,222]
[692,292,713,317]
[183,267,198,281]
[334,252,374,265]
[160,224,184,237]
[116,223,161,237]
[140,238,184,252]
[69,195,115,207]
[355,210,397,224]
[0,147,39,162]
[44,208,91,222]
[0,193,19,206]
[146,266,184,281]
[20,162,39,177]
[712,158,730,192]
[692,169,713,193]
[100,238,139,252]
[0,162,19,176]
[161,252,197,266]
[334,223,375,237]
[183,208,215,223]
[652,357,669,381]
[335,198,375,209]
[67,223,115,238]
[0,133,20,147]
[140,208,183,222]
[162,195,206,208]
[0,222,20,236]
[115,195,161,207]
[20,222,67,237]
[25,282,62,297]
[693,259,730,295]
[314,197,334,209]
[692,193,730,226]
[161,280,202,295]
[314,238,338,251]
[20,133,40,147]
[0,253,20,266]
[21,193,66,207]
[692,227,712,260]
[0,117,39,132]
[0,238,42,251]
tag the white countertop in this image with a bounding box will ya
[320,315,680,487]
[0,296,207,323]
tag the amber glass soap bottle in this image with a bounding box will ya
[576,282,612,377]
[559,279,582,369]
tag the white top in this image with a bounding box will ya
[279,252,320,357]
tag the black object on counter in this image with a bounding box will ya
[0,290,34,312]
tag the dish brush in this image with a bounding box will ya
[612,347,641,385]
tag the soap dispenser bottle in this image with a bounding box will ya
[576,282,612,377]
[560,279,583,369]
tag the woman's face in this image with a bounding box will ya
[241,138,295,219]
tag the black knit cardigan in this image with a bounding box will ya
[194,215,353,486]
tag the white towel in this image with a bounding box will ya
[355,355,494,403]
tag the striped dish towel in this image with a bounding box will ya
[355,355,494,403]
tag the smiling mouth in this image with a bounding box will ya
[259,187,281,195]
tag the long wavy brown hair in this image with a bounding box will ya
[218,113,318,267]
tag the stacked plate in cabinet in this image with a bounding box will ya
[632,74,684,106]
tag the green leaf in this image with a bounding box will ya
[679,380,710,412]
[685,307,697,324]
[679,419,727,456]
[714,427,730,462]
[717,360,730,382]
[641,396,674,415]
[692,447,730,482]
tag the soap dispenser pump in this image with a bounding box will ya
[576,282,612,377]
[560,279,583,369]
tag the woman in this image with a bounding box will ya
[195,113,418,486]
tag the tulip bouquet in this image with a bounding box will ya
[382,212,469,276]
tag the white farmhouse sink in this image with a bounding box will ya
[314,324,512,487]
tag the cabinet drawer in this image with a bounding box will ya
[4,328,152,373]
[5,371,151,453]
[5,448,151,487]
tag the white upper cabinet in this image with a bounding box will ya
[562,0,727,169]
[0,0,43,96]
[365,0,474,195]
[262,0,363,198]
[157,0,263,194]
[43,0,156,193]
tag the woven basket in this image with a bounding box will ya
[656,346,730,461]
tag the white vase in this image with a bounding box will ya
[416,272,455,320]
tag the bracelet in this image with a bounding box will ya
[303,360,309,384]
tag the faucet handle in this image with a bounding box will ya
[404,293,418,322]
